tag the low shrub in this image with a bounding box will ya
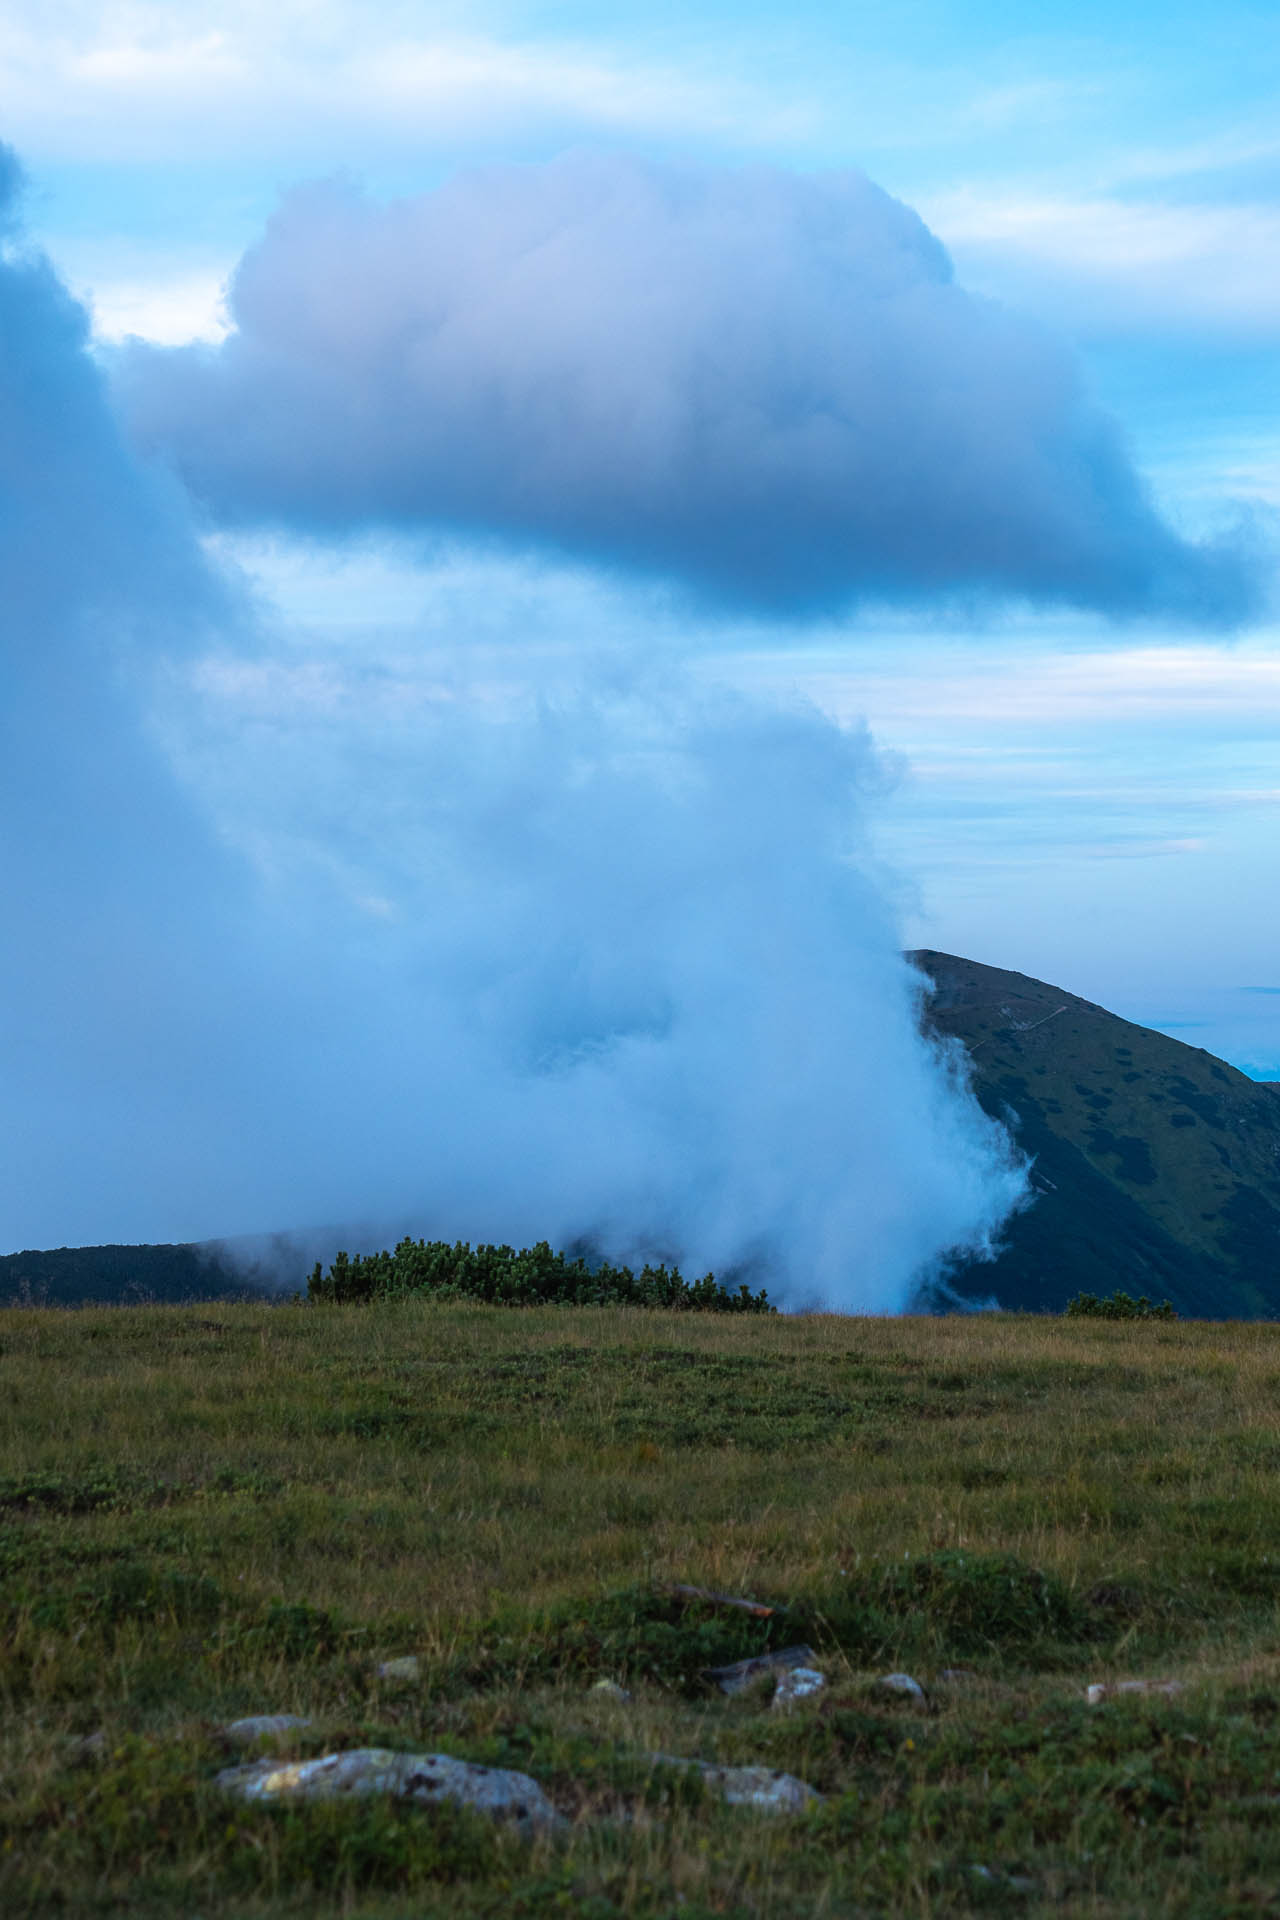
[308,1238,773,1313]
[1064,1290,1176,1320]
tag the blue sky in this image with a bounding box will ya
[2,2,1278,1262]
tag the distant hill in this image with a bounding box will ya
[0,1240,273,1308]
[916,950,1280,1317]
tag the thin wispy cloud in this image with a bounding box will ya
[931,187,1280,337]
[0,7,785,164]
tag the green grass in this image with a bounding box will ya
[6,1300,1280,1915]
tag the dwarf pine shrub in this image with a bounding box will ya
[307,1237,773,1312]
[1064,1289,1176,1320]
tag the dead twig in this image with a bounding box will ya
[663,1583,778,1618]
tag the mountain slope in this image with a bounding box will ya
[915,950,1280,1316]
[0,1241,268,1308]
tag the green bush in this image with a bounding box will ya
[308,1237,773,1313]
[1064,1290,1176,1320]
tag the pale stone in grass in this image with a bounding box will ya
[969,1864,1036,1893]
[377,1655,421,1682]
[878,1672,927,1701]
[224,1715,312,1745]
[1085,1678,1183,1706]
[703,1644,817,1696]
[771,1668,825,1711]
[650,1753,822,1813]
[216,1747,563,1833]
[591,1679,631,1701]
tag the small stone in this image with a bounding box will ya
[591,1679,631,1702]
[772,1668,825,1711]
[649,1753,821,1814]
[878,1672,926,1701]
[938,1668,977,1684]
[377,1655,421,1683]
[968,1864,1035,1894]
[217,1747,562,1833]
[703,1644,817,1697]
[69,1730,106,1763]
[224,1715,313,1746]
[1085,1678,1183,1706]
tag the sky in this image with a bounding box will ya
[1,1,1277,1281]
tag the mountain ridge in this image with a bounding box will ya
[914,950,1280,1317]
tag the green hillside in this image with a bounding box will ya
[917,950,1280,1317]
[0,1241,268,1309]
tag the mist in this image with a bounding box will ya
[0,145,1032,1306]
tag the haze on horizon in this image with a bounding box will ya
[1,0,1277,1300]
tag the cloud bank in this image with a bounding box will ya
[0,148,1022,1305]
[119,152,1264,622]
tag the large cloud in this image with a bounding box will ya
[118,152,1264,622]
[0,146,1023,1303]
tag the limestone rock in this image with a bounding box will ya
[377,1655,421,1683]
[878,1672,927,1701]
[590,1679,631,1702]
[650,1753,821,1814]
[703,1644,817,1697]
[216,1747,563,1833]
[969,1863,1037,1893]
[1085,1678,1183,1706]
[771,1667,825,1711]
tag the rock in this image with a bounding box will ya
[650,1753,822,1814]
[938,1668,977,1684]
[216,1747,563,1833]
[969,1864,1036,1894]
[703,1644,818,1697]
[224,1715,313,1746]
[878,1672,927,1702]
[69,1730,106,1763]
[377,1655,421,1683]
[1085,1678,1183,1706]
[590,1679,631,1702]
[772,1668,825,1711]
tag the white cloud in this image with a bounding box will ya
[926,187,1280,336]
[116,153,1264,623]
[0,6,791,165]
[77,265,230,344]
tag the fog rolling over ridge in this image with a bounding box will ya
[25,136,1278,1306]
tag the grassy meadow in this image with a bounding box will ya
[6,1299,1280,1916]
